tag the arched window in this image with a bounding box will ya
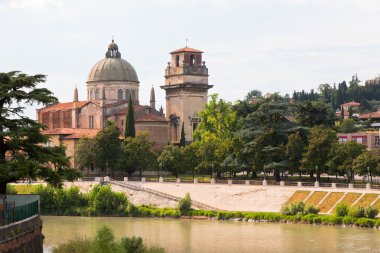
[90,90,94,100]
[190,55,195,66]
[118,89,123,100]
[176,55,180,67]
[125,89,130,100]
[95,89,99,99]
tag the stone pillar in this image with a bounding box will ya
[331,183,336,188]
[280,181,285,187]
[194,178,198,184]
[297,182,302,187]
[349,183,354,189]
[104,176,110,182]
[366,183,371,189]
[314,181,319,188]
[211,178,216,184]
[123,177,128,182]
[141,177,146,182]
[228,180,232,185]
[77,178,82,182]
[263,180,267,186]
[159,177,164,183]
[245,180,250,185]
[176,178,181,183]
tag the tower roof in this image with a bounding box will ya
[170,47,203,54]
[150,86,155,102]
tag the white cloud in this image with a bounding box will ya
[2,0,62,10]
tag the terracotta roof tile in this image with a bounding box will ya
[42,128,100,139]
[341,102,360,107]
[38,101,88,112]
[170,47,203,54]
[359,111,380,119]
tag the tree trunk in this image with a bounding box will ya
[0,182,6,195]
[192,168,195,180]
[274,170,281,181]
[217,171,221,179]
[139,168,142,180]
[251,170,257,178]
[309,171,314,178]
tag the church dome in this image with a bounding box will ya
[87,40,139,83]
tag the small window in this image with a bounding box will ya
[131,90,136,101]
[118,89,123,100]
[95,89,99,99]
[90,90,94,100]
[125,89,130,100]
[176,55,180,67]
[190,55,195,66]
[89,116,94,129]
[193,123,198,133]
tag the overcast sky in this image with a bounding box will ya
[1,0,380,118]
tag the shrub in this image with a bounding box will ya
[365,206,379,219]
[177,193,192,215]
[281,201,305,215]
[88,185,129,215]
[304,205,320,215]
[330,216,343,225]
[121,236,144,253]
[348,206,365,218]
[126,204,139,217]
[313,216,322,224]
[301,214,317,223]
[335,202,349,217]
[52,237,92,253]
[374,219,380,228]
[342,216,355,225]
[355,218,375,228]
[91,226,125,253]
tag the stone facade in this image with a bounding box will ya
[161,47,213,142]
[338,131,380,150]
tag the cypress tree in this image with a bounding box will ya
[180,122,186,147]
[340,106,345,122]
[125,96,136,138]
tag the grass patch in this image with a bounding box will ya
[10,184,40,194]
[354,193,379,207]
[286,191,310,204]
[337,193,362,207]
[305,192,327,206]
[318,192,344,213]
[371,197,380,210]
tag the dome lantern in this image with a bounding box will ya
[106,39,121,58]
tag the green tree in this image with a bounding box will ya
[285,132,305,177]
[181,144,200,179]
[0,71,77,194]
[296,101,335,127]
[179,122,186,147]
[193,94,238,178]
[301,126,337,179]
[340,106,345,122]
[125,97,135,138]
[235,94,298,180]
[352,151,379,183]
[244,89,262,102]
[339,118,357,133]
[157,145,184,178]
[122,133,155,179]
[74,137,96,170]
[327,141,365,181]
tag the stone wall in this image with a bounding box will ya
[0,215,43,253]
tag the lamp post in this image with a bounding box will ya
[367,166,371,184]
[315,166,318,183]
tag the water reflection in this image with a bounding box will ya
[42,216,380,253]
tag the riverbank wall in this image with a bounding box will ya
[64,181,380,212]
[0,215,43,253]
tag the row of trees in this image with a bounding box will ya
[292,74,380,112]
[73,92,380,182]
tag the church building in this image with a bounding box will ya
[37,40,212,169]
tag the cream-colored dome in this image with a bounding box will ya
[87,40,139,83]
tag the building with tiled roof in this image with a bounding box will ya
[37,41,213,173]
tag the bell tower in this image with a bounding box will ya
[161,46,213,143]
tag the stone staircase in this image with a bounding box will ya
[109,180,220,211]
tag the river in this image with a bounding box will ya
[42,216,380,253]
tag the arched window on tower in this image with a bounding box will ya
[90,90,94,100]
[190,55,195,66]
[118,89,123,100]
[95,89,99,99]
[125,89,130,100]
[176,55,180,67]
